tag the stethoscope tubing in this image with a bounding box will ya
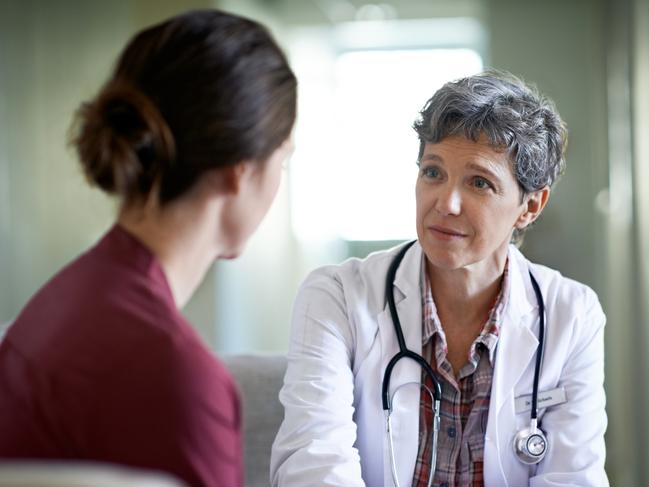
[528,273,545,421]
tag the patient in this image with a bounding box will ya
[0,10,296,487]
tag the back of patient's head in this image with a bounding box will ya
[73,9,297,205]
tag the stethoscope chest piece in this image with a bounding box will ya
[513,420,547,465]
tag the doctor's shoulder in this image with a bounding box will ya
[295,244,406,316]
[526,256,606,338]
[291,244,408,354]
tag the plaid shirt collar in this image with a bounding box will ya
[420,255,511,367]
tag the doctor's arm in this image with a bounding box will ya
[530,289,608,487]
[270,270,366,487]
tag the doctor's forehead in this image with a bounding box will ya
[420,138,512,173]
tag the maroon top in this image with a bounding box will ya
[0,225,242,487]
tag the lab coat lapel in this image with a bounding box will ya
[485,247,539,485]
[377,242,424,487]
[492,248,539,413]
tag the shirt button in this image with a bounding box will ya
[447,427,456,438]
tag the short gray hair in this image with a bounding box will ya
[414,70,566,192]
[413,70,567,242]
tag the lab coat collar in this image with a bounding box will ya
[503,244,538,325]
[393,242,537,319]
[389,241,540,340]
[392,240,423,304]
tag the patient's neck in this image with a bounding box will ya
[117,189,220,309]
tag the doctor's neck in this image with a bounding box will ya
[426,244,509,324]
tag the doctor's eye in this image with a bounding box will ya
[471,176,494,191]
[420,166,442,180]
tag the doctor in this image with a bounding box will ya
[271,71,607,486]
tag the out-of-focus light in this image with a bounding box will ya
[316,0,356,23]
[355,3,397,21]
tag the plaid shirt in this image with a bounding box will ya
[412,258,510,487]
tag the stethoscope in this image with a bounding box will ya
[381,241,548,487]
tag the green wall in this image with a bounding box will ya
[0,0,216,338]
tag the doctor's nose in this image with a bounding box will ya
[433,185,462,216]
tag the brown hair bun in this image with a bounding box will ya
[71,10,296,205]
[73,82,175,201]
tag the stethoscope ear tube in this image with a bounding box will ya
[382,350,441,411]
[384,241,416,353]
[528,272,545,421]
[382,353,401,411]
[381,241,442,411]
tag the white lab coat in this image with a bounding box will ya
[271,242,608,486]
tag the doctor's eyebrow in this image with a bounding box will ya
[418,154,444,165]
[466,162,504,181]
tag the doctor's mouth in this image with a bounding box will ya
[428,225,468,241]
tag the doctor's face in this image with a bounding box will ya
[415,135,530,271]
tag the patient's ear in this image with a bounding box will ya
[516,186,550,229]
[203,162,252,196]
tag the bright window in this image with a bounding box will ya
[289,21,484,242]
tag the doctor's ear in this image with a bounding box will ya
[515,186,550,230]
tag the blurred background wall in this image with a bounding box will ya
[0,0,647,484]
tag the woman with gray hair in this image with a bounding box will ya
[271,71,607,486]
